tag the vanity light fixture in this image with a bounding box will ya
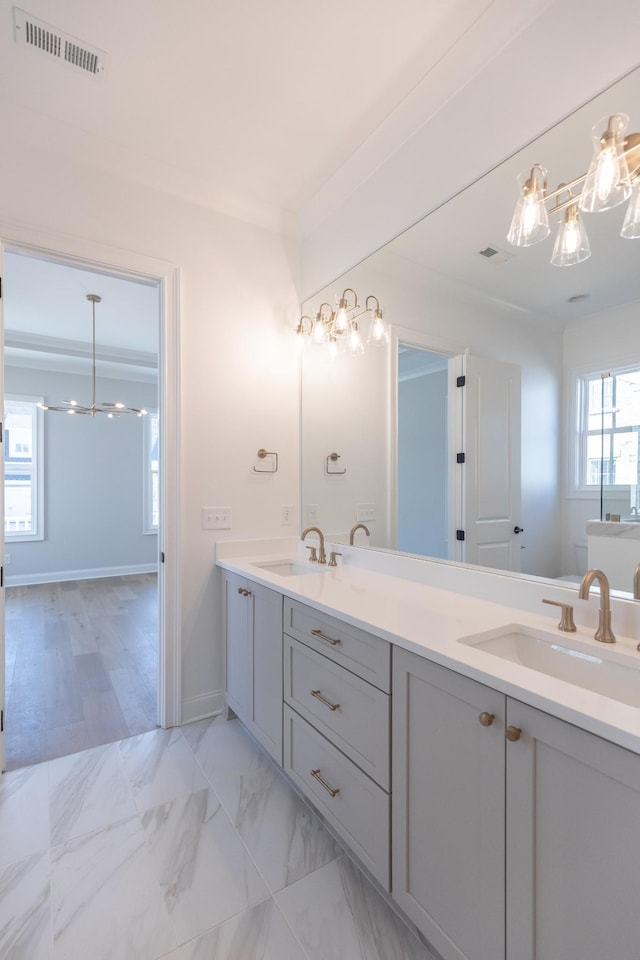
[294,289,389,356]
[507,113,640,265]
[37,294,148,418]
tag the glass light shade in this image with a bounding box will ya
[367,308,389,345]
[550,205,591,266]
[311,316,328,346]
[348,322,364,355]
[333,303,349,334]
[621,180,640,238]
[580,114,631,213]
[507,167,550,247]
[327,336,339,359]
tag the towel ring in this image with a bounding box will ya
[253,448,278,473]
[326,452,346,475]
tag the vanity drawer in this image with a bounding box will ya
[284,705,390,889]
[284,598,390,692]
[284,635,390,789]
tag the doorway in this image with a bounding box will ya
[0,239,179,771]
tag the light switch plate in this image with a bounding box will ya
[356,502,375,522]
[202,507,232,530]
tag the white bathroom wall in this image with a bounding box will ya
[4,365,157,584]
[562,301,640,579]
[318,252,563,578]
[301,337,389,546]
[0,137,300,722]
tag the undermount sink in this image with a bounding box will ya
[252,559,326,577]
[458,624,640,707]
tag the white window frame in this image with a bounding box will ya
[573,364,640,495]
[4,394,44,542]
[143,410,159,535]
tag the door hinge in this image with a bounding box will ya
[160,552,165,563]
[456,375,466,387]
[456,452,465,464]
[456,530,465,541]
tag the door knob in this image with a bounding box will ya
[513,525,524,534]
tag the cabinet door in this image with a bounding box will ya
[506,700,640,960]
[392,648,505,960]
[251,582,283,764]
[224,572,251,722]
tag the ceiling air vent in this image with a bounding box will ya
[13,7,107,79]
[477,245,513,265]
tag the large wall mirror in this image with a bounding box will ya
[301,66,640,596]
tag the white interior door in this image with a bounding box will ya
[450,353,522,571]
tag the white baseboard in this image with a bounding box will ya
[6,563,158,587]
[181,690,225,725]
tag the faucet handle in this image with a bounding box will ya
[542,598,577,632]
[306,545,318,562]
[328,551,342,567]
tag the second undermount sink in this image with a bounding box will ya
[252,559,327,577]
[458,624,640,707]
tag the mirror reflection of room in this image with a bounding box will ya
[301,66,640,595]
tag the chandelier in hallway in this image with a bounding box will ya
[37,294,148,418]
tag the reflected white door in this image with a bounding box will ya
[450,354,522,571]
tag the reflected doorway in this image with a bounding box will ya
[397,345,449,558]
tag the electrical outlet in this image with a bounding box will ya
[280,504,293,526]
[202,507,232,530]
[4,553,10,565]
[307,504,319,523]
[356,502,375,522]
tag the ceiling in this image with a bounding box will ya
[383,67,640,325]
[3,251,159,380]
[0,0,501,222]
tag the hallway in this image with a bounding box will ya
[5,574,158,770]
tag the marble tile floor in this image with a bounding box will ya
[0,716,438,960]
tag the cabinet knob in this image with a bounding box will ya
[505,725,522,742]
[478,711,495,727]
[237,586,244,594]
[236,587,251,597]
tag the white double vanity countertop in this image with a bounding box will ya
[217,537,640,756]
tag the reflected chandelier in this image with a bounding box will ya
[507,113,640,266]
[37,294,148,418]
[295,288,389,357]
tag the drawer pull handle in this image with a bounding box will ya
[310,768,340,797]
[479,712,495,727]
[311,628,341,646]
[506,726,522,742]
[311,689,340,712]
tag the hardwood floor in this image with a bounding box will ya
[4,573,158,770]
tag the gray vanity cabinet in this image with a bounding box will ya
[393,647,640,960]
[392,648,505,960]
[506,699,640,960]
[283,598,391,889]
[223,571,283,764]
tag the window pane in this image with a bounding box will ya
[615,372,640,429]
[5,402,36,535]
[613,430,639,485]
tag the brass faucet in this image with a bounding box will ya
[579,569,615,643]
[301,526,326,564]
[349,523,370,545]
